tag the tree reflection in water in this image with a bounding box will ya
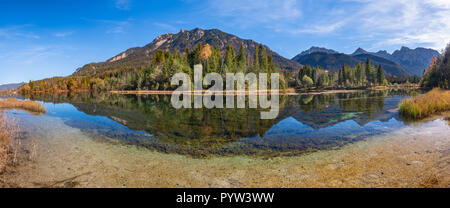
[22,89,421,157]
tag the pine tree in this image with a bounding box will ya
[376,65,385,85]
[365,58,372,83]
[338,67,344,85]
[153,50,166,65]
[342,64,348,84]
[357,63,365,86]
[224,45,236,72]
[209,46,221,73]
[236,43,247,71]
[254,45,260,71]
[258,44,268,73]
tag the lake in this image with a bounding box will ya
[2,89,449,187]
[17,89,440,157]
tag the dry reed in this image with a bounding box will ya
[0,98,46,113]
[0,112,20,173]
[399,88,450,119]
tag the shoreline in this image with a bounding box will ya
[110,89,298,95]
[109,86,419,95]
[14,84,421,96]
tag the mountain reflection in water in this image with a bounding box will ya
[22,89,423,157]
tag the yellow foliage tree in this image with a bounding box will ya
[199,44,212,61]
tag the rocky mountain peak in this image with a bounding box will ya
[293,46,338,58]
[74,28,302,76]
[352,47,368,56]
[399,46,411,51]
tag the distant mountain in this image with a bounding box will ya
[292,52,409,77]
[351,48,369,56]
[352,54,409,77]
[74,28,301,76]
[292,52,358,71]
[351,47,440,76]
[293,46,338,58]
[0,82,25,91]
[374,50,391,60]
[387,47,440,76]
[295,45,439,77]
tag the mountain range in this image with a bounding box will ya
[0,82,25,91]
[292,46,440,77]
[72,28,439,78]
[375,47,440,76]
[74,28,301,76]
[295,46,339,57]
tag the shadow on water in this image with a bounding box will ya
[21,89,428,158]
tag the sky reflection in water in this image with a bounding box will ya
[20,89,430,157]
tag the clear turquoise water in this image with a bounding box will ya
[17,89,437,157]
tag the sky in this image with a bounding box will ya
[1,0,450,85]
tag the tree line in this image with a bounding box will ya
[20,42,441,94]
[19,43,287,93]
[420,43,450,89]
[293,58,387,90]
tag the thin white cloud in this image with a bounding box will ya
[209,0,301,25]
[289,0,450,50]
[353,0,450,50]
[153,22,177,31]
[54,31,74,37]
[206,0,450,50]
[115,0,131,10]
[290,20,347,35]
[84,18,133,34]
[0,25,40,39]
[107,19,132,34]
[0,45,73,65]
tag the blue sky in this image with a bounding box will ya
[1,0,450,85]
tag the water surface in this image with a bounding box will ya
[17,89,438,158]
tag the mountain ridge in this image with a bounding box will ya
[350,46,440,76]
[351,48,369,56]
[74,28,302,76]
[0,82,25,91]
[292,52,358,71]
[292,46,338,58]
[293,46,440,76]
[292,51,409,77]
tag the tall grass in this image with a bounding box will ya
[0,98,43,174]
[0,98,46,113]
[399,88,450,119]
[0,112,20,173]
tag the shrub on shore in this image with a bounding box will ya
[0,98,46,113]
[399,88,450,119]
